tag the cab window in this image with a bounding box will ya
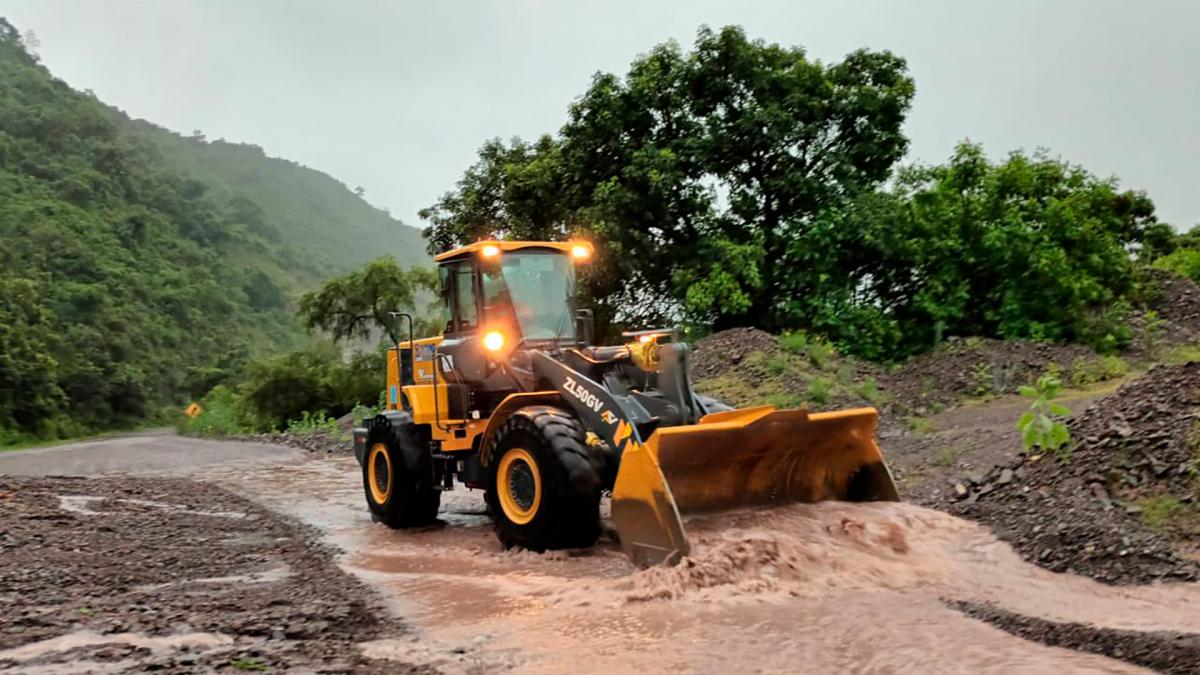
[450,262,478,333]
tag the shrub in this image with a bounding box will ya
[763,353,791,376]
[1070,355,1128,387]
[806,340,835,370]
[934,446,961,467]
[180,385,248,436]
[1017,374,1072,460]
[807,377,832,404]
[287,410,340,435]
[1153,248,1200,284]
[856,377,883,405]
[1138,495,1187,532]
[778,331,809,355]
[906,416,935,433]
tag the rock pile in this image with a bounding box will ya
[690,327,782,380]
[250,429,352,454]
[948,363,1200,584]
[1126,269,1200,355]
[880,337,1100,414]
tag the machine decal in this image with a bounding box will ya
[563,376,604,413]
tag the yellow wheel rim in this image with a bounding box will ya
[497,447,541,525]
[368,443,392,504]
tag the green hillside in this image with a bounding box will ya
[111,117,427,273]
[0,19,420,443]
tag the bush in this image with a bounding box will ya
[856,378,884,405]
[1069,355,1128,388]
[763,353,791,377]
[287,410,340,435]
[807,377,832,404]
[779,331,809,355]
[179,385,247,436]
[1153,248,1200,284]
[805,340,835,370]
[1017,375,1072,460]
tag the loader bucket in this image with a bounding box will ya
[610,405,899,567]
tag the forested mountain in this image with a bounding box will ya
[112,117,427,273]
[0,19,421,442]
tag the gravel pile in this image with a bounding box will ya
[880,337,1100,414]
[947,363,1200,584]
[250,430,352,454]
[1126,269,1200,355]
[690,328,781,380]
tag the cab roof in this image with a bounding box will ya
[433,240,583,263]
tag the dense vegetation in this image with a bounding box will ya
[4,19,1194,446]
[114,118,428,274]
[0,20,424,444]
[184,257,434,435]
[424,26,1170,360]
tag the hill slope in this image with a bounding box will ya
[0,19,420,442]
[112,117,428,273]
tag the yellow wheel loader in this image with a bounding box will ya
[353,240,899,566]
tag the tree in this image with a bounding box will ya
[797,143,1160,358]
[423,26,915,333]
[298,257,437,342]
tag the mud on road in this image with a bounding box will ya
[205,454,1200,674]
[0,475,430,673]
[4,431,1200,673]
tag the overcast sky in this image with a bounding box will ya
[4,0,1198,228]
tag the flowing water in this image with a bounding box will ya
[206,455,1200,673]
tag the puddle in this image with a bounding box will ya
[0,630,233,663]
[134,565,293,592]
[57,495,247,519]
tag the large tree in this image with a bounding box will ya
[422,26,915,332]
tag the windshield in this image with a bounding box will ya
[481,251,576,341]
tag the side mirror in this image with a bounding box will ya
[575,309,594,346]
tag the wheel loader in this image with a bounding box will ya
[353,240,899,566]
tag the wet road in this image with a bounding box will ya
[7,433,1200,673]
[0,430,296,476]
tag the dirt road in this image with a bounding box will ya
[4,431,1200,673]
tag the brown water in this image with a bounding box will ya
[207,455,1200,674]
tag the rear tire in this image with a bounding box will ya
[362,413,441,528]
[485,406,603,551]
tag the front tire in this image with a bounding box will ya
[485,406,603,551]
[363,413,440,528]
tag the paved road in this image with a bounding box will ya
[0,430,296,476]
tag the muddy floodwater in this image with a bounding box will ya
[205,455,1200,674]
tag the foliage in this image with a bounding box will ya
[179,385,248,436]
[1164,343,1200,365]
[906,416,936,434]
[1017,375,1072,459]
[1138,495,1188,533]
[1069,355,1128,388]
[0,21,318,442]
[1152,231,1200,283]
[114,118,429,275]
[235,343,382,432]
[763,353,791,377]
[934,446,961,467]
[806,377,832,405]
[805,340,835,371]
[778,331,809,355]
[856,378,883,405]
[424,25,1159,361]
[287,410,340,435]
[422,26,914,336]
[298,257,438,342]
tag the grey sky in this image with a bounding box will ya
[4,0,1198,228]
